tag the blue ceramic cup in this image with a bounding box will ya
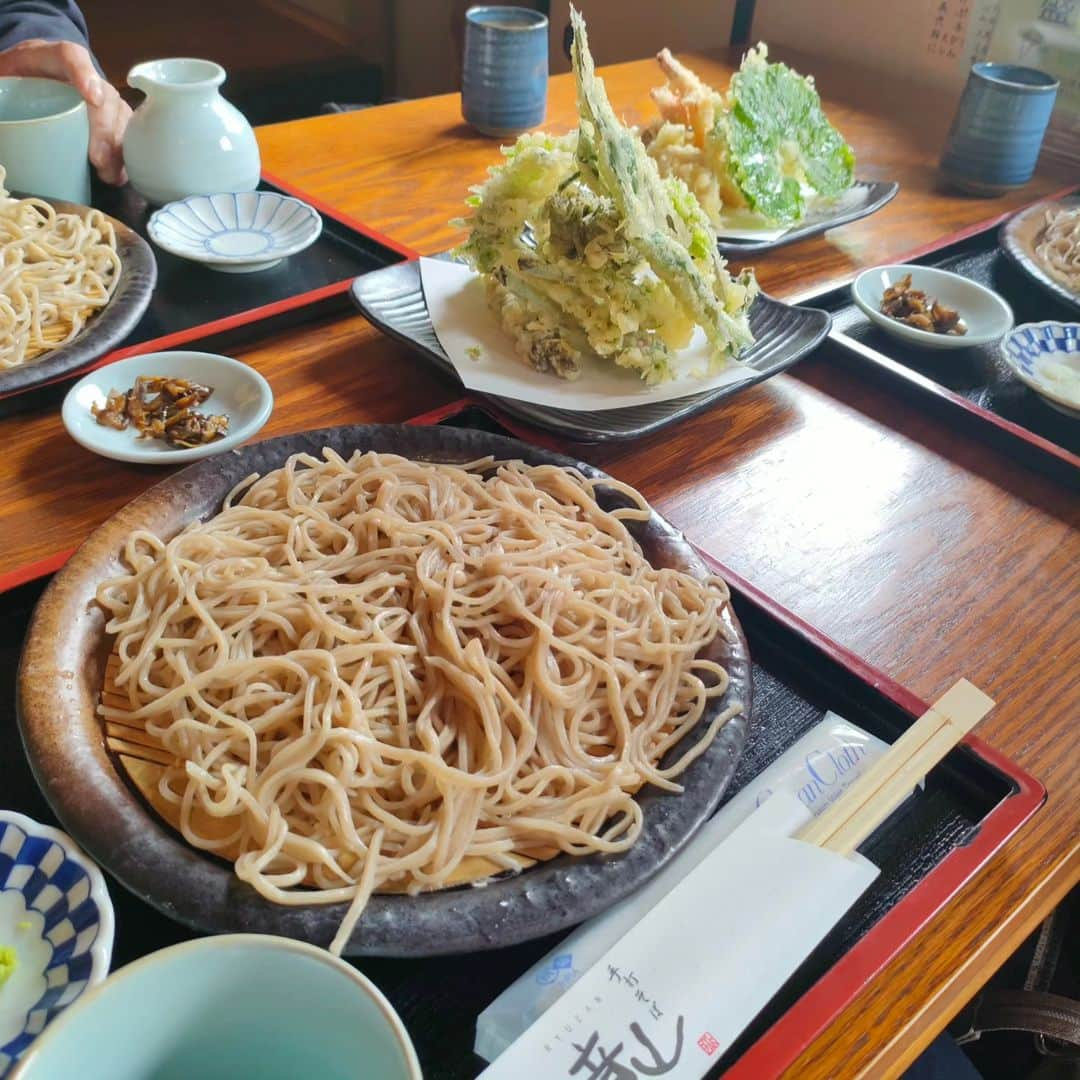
[940,63,1059,195]
[462,5,548,138]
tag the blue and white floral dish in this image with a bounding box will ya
[1000,321,1080,419]
[0,812,113,1078]
[147,191,322,273]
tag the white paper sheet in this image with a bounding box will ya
[478,793,879,1080]
[420,258,757,412]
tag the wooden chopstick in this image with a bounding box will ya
[796,679,995,857]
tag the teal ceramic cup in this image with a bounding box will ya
[940,63,1059,195]
[9,935,422,1080]
[0,77,91,203]
[462,5,549,137]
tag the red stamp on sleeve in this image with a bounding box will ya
[697,1032,721,1056]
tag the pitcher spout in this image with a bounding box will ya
[127,58,226,96]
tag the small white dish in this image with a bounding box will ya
[62,350,273,465]
[147,191,321,273]
[1001,321,1080,418]
[851,264,1014,350]
[8,935,421,1080]
[0,811,113,1078]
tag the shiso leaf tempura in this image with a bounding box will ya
[454,8,757,385]
[647,45,855,227]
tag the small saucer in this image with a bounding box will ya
[147,191,322,273]
[1001,321,1080,419]
[62,350,274,464]
[851,264,1014,350]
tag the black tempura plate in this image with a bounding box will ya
[351,259,830,442]
[17,422,752,958]
[715,180,900,255]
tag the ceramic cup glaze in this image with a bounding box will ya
[940,63,1059,195]
[462,5,548,137]
[124,58,260,205]
[0,78,90,203]
[9,935,422,1080]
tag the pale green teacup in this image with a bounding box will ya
[9,935,422,1080]
[0,77,91,204]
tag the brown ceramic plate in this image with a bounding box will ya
[999,196,1080,317]
[0,196,157,397]
[18,423,752,957]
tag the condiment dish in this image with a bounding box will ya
[61,351,273,464]
[0,811,113,1078]
[851,264,1013,350]
[1001,321,1080,418]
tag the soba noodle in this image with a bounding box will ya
[97,450,738,953]
[0,164,120,368]
[1034,206,1080,294]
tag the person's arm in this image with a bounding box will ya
[0,1,129,185]
[0,0,89,52]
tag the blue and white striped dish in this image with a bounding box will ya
[0,812,113,1078]
[147,191,322,273]
[1001,321,1080,418]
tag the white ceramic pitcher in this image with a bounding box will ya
[123,58,260,205]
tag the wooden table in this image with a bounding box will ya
[2,47,1078,1078]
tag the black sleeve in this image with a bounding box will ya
[0,0,90,52]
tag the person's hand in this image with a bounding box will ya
[0,40,130,185]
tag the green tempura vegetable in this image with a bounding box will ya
[453,7,756,385]
[0,946,17,990]
[721,46,854,225]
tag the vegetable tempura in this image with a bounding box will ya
[455,8,756,385]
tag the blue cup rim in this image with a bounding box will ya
[466,4,549,30]
[971,62,1059,93]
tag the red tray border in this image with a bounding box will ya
[803,181,1080,476]
[0,172,421,403]
[408,395,1047,1079]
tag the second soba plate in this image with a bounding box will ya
[17,423,751,958]
[0,195,156,398]
[999,195,1080,317]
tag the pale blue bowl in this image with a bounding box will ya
[462,5,548,137]
[8,935,421,1080]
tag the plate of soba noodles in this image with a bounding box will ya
[0,167,156,397]
[17,423,752,957]
[1000,196,1080,317]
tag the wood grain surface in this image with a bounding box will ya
[1,48,1078,1080]
[258,45,1074,298]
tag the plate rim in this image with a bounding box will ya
[0,196,157,397]
[17,422,753,957]
[714,178,900,255]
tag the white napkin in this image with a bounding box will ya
[420,258,757,412]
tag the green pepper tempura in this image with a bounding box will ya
[454,8,757,386]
